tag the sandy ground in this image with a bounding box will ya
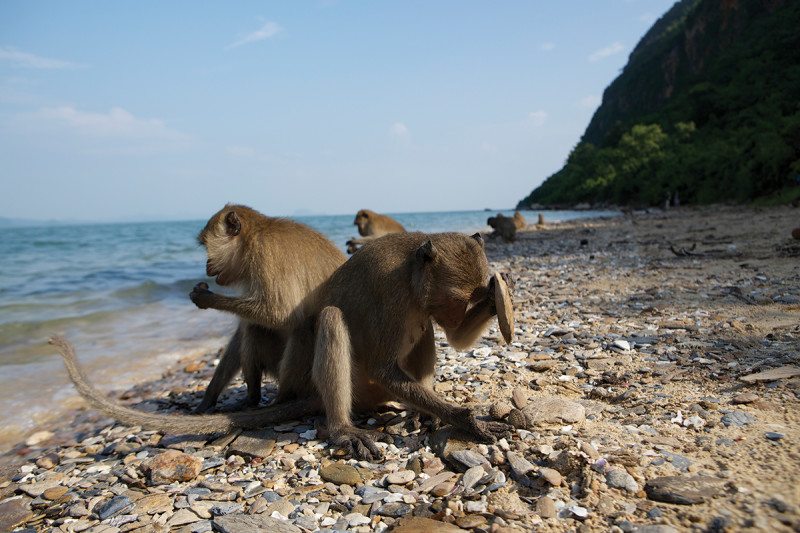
[1,205,798,532]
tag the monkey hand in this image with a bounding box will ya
[329,427,393,462]
[190,282,215,309]
[345,240,358,254]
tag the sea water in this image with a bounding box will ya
[0,209,617,448]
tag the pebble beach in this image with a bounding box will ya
[2,205,799,533]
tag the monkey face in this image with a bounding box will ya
[420,234,490,330]
[197,206,245,286]
[354,210,370,235]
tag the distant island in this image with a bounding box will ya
[518,0,800,209]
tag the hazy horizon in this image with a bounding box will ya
[1,1,674,221]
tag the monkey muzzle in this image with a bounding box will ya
[206,260,229,285]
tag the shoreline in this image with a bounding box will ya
[1,205,799,532]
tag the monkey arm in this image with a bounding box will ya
[444,297,495,350]
[190,285,286,328]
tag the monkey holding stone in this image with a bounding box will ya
[345,209,405,253]
[487,213,517,243]
[52,232,515,460]
[190,205,346,412]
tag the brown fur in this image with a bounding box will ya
[512,211,526,230]
[51,232,512,460]
[487,213,517,243]
[191,204,346,411]
[346,209,406,253]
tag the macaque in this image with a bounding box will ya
[191,205,346,411]
[345,209,405,254]
[52,232,515,461]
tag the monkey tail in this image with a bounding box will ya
[49,336,320,435]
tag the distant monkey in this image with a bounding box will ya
[487,214,517,243]
[52,232,514,460]
[345,209,406,254]
[191,205,346,412]
[512,211,527,230]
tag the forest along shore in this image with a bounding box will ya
[1,205,798,532]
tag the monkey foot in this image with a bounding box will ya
[466,418,514,443]
[331,428,392,461]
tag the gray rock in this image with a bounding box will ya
[645,476,725,505]
[96,495,133,520]
[660,451,692,472]
[213,514,302,533]
[721,410,756,427]
[210,502,243,516]
[356,486,390,504]
[461,465,486,493]
[507,396,585,429]
[606,469,639,493]
[227,430,278,458]
[450,450,490,469]
[376,502,413,517]
[765,432,784,441]
[636,526,679,533]
[506,451,535,478]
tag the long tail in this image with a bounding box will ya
[49,336,320,435]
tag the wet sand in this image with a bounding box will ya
[1,205,798,532]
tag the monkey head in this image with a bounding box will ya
[486,216,498,229]
[353,209,373,236]
[197,204,249,286]
[415,233,490,330]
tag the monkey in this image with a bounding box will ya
[487,214,517,243]
[51,232,514,461]
[190,204,346,412]
[512,211,527,230]
[345,209,406,254]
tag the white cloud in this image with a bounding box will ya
[480,142,498,155]
[33,106,188,141]
[588,42,625,62]
[226,21,283,49]
[0,46,84,69]
[539,42,556,52]
[578,95,601,109]
[528,110,548,127]
[390,122,409,137]
[226,145,257,157]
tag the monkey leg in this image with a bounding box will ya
[313,307,390,461]
[195,324,244,413]
[380,364,512,443]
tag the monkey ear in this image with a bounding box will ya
[416,239,436,263]
[470,233,484,247]
[225,211,241,236]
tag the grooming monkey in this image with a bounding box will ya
[487,213,518,243]
[345,209,406,254]
[191,205,346,411]
[52,232,513,460]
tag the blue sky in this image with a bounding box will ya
[0,1,675,221]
